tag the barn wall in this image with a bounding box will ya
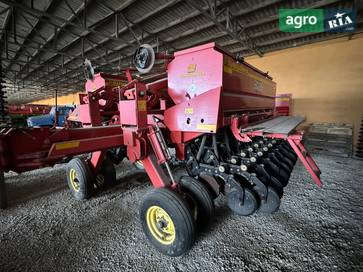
[247,34,363,147]
[30,93,80,106]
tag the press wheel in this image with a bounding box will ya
[179,176,214,229]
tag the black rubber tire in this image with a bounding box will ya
[95,158,116,189]
[66,158,94,200]
[174,166,219,199]
[179,176,214,229]
[140,188,196,257]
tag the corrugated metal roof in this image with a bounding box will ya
[0,0,361,103]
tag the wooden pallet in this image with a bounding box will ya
[306,122,353,157]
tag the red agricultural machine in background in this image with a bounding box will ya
[0,43,321,256]
[7,104,51,115]
[275,93,292,116]
[10,104,53,127]
[0,104,52,126]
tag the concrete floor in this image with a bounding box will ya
[0,153,362,271]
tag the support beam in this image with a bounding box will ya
[83,0,87,28]
[21,4,178,87]
[0,0,132,44]
[32,0,278,87]
[115,12,119,39]
[184,0,263,56]
[14,0,136,82]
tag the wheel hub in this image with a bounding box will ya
[146,206,176,245]
[69,168,80,192]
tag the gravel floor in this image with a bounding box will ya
[0,153,362,272]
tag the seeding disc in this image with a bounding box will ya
[227,188,258,216]
[279,146,298,163]
[269,176,284,198]
[258,187,281,214]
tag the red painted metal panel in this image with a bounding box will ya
[85,73,127,111]
[167,44,223,105]
[67,104,91,124]
[48,135,123,159]
[221,92,275,113]
[275,93,292,116]
[119,100,137,125]
[164,87,222,134]
[288,138,322,187]
[0,126,124,173]
[166,43,276,138]
[222,55,276,111]
[141,153,171,188]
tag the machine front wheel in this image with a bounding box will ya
[66,158,94,200]
[140,188,195,257]
[94,158,116,189]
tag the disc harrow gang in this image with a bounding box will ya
[184,131,299,215]
[0,42,322,256]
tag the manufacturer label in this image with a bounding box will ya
[187,64,196,73]
[197,124,217,132]
[105,79,127,88]
[180,63,205,78]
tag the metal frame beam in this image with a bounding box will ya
[184,0,263,56]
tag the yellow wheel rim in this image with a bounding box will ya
[69,168,80,192]
[146,206,176,245]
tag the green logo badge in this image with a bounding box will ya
[279,9,324,32]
